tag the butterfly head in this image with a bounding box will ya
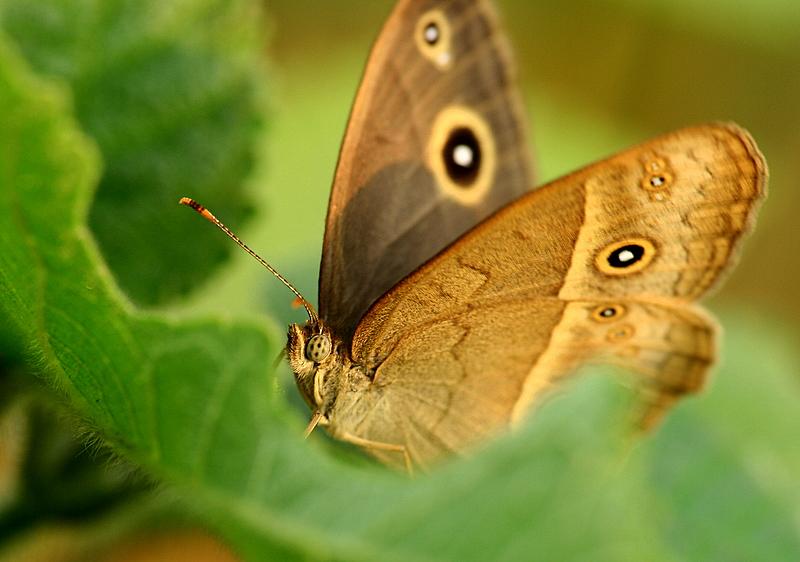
[286,321,346,413]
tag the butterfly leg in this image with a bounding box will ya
[337,431,413,474]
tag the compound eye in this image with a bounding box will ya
[305,334,332,363]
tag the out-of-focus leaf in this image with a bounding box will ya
[644,310,800,560]
[2,524,241,562]
[0,400,27,513]
[0,0,267,305]
[605,0,800,51]
[0,376,237,562]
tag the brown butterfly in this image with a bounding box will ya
[182,0,766,470]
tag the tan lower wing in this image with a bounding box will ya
[338,298,716,468]
[510,300,717,430]
[338,296,567,468]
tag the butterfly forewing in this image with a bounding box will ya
[319,0,534,343]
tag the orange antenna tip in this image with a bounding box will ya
[179,197,217,223]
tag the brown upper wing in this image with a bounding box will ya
[318,0,533,343]
[334,124,765,467]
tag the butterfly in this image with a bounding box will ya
[182,0,766,470]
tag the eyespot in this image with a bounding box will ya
[595,238,656,276]
[305,334,331,363]
[641,156,673,201]
[415,10,452,69]
[427,106,495,205]
[642,171,673,191]
[591,304,626,323]
[606,324,635,343]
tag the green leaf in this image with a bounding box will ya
[0,0,267,305]
[644,311,800,560]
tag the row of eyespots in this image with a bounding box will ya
[591,156,671,276]
[591,154,675,276]
[416,11,496,204]
[590,157,666,339]
[641,156,673,202]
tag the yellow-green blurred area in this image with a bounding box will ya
[191,0,800,342]
[1,1,799,561]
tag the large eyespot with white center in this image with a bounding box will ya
[427,106,496,205]
[305,334,331,363]
[415,9,452,69]
[591,303,626,323]
[595,238,657,276]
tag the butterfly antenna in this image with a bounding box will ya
[179,197,319,324]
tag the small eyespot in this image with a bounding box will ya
[415,10,451,69]
[641,156,673,199]
[606,324,635,343]
[642,171,673,191]
[305,334,331,363]
[595,238,657,276]
[591,304,626,323]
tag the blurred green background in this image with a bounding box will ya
[1,1,798,561]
